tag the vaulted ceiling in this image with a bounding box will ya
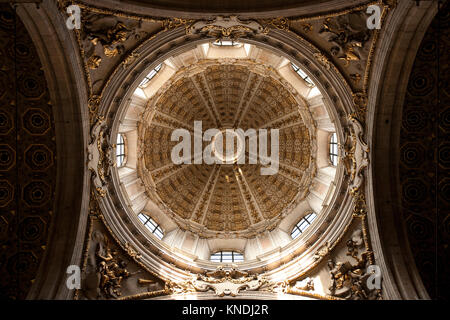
[140,62,315,235]
[5,0,445,301]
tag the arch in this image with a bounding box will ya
[15,2,90,299]
[8,0,441,300]
[367,0,438,299]
[291,212,317,240]
[210,251,244,263]
[96,25,354,285]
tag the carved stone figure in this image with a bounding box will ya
[313,241,331,260]
[87,118,114,197]
[96,239,132,298]
[80,230,104,299]
[326,230,381,300]
[80,13,138,69]
[293,277,315,291]
[84,19,132,54]
[318,13,371,65]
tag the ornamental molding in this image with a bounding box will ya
[167,266,268,297]
[186,16,266,39]
[325,229,381,300]
[343,114,370,191]
[136,58,318,239]
[60,0,383,299]
[76,189,169,300]
[87,116,115,197]
[57,0,396,129]
[78,174,382,300]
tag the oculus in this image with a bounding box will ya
[170,121,280,175]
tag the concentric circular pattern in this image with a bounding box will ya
[6,252,38,276]
[0,9,14,30]
[399,4,449,299]
[416,38,437,61]
[24,145,53,171]
[0,4,56,299]
[438,143,450,168]
[402,178,428,203]
[402,107,429,133]
[440,107,450,131]
[406,214,433,242]
[439,178,450,203]
[400,143,425,168]
[407,68,435,97]
[140,62,315,237]
[0,145,15,171]
[22,108,51,135]
[0,180,13,207]
[0,110,13,134]
[7,40,34,62]
[19,217,46,242]
[23,181,51,207]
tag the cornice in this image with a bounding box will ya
[57,0,383,300]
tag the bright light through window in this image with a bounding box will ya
[139,63,162,88]
[210,251,244,263]
[212,39,241,47]
[138,213,164,240]
[291,63,315,87]
[116,134,125,167]
[330,132,338,166]
[291,212,317,239]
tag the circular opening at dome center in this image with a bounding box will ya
[211,129,244,164]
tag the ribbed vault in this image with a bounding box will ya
[138,61,316,237]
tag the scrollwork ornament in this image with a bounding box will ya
[352,92,368,122]
[187,16,266,40]
[343,113,369,189]
[313,241,331,260]
[87,115,114,198]
[87,55,102,69]
[260,17,290,33]
[163,18,193,32]
[167,266,268,297]
[88,95,102,125]
[313,52,331,70]
[124,242,142,260]
[122,52,140,68]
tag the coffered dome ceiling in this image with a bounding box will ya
[138,61,316,237]
[13,0,442,301]
[115,40,339,265]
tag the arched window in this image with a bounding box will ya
[138,213,164,240]
[329,132,338,166]
[291,63,315,86]
[116,133,125,167]
[291,212,317,240]
[139,63,162,88]
[210,251,244,263]
[212,39,241,47]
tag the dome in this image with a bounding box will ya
[137,60,317,238]
[115,41,338,266]
[12,0,442,302]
